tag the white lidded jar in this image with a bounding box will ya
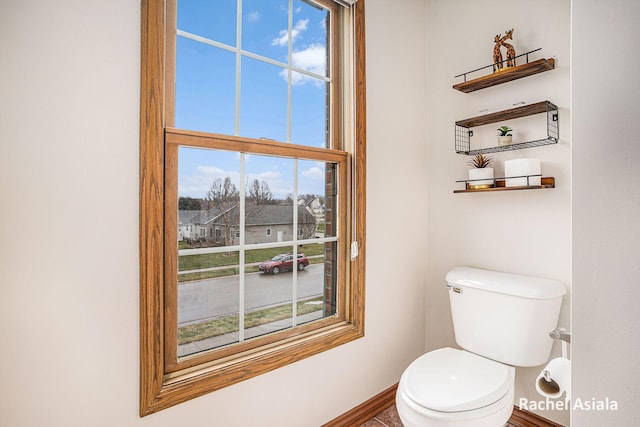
[504,158,541,187]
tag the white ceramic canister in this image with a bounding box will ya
[504,158,541,187]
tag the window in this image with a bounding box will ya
[140,0,366,415]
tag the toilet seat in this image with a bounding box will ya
[402,347,512,412]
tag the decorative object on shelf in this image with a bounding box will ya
[497,125,513,146]
[504,158,542,187]
[467,153,494,189]
[492,34,504,73]
[493,28,516,72]
[502,29,516,67]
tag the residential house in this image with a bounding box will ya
[179,205,317,246]
[299,196,325,225]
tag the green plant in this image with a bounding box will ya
[468,153,493,168]
[497,125,513,136]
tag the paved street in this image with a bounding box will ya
[178,263,325,325]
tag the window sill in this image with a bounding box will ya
[142,320,364,416]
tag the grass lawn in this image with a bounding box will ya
[177,243,327,282]
[178,297,324,345]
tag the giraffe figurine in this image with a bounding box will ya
[493,34,504,72]
[502,28,516,68]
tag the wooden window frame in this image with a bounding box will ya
[140,0,366,416]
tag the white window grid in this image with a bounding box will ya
[176,0,333,144]
[175,0,340,348]
[178,157,339,347]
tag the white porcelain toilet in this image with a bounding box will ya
[396,266,566,427]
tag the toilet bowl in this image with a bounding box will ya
[396,267,566,427]
[396,347,515,427]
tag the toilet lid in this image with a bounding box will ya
[403,347,512,412]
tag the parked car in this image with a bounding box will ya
[259,253,309,275]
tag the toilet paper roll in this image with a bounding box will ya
[536,357,571,399]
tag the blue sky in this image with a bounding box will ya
[175,0,330,199]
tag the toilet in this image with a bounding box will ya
[396,266,566,427]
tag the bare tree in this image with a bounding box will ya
[247,179,273,205]
[298,214,317,239]
[206,177,239,247]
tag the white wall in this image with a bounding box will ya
[572,0,640,425]
[425,0,571,425]
[0,0,427,426]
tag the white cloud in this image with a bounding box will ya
[178,166,240,198]
[292,43,326,75]
[246,10,260,22]
[271,19,309,47]
[246,169,294,198]
[246,170,281,182]
[279,43,326,85]
[302,166,324,180]
[196,165,237,178]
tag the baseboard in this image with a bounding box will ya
[322,383,398,427]
[322,382,565,427]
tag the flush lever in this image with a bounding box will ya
[446,284,463,294]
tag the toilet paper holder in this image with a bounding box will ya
[549,328,571,344]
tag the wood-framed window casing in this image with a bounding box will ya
[140,0,366,416]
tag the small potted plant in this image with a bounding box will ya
[497,125,513,146]
[467,153,494,189]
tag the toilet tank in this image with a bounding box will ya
[446,266,566,367]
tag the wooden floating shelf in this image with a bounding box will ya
[454,101,559,155]
[454,177,555,194]
[456,101,555,128]
[453,58,555,93]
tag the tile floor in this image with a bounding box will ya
[358,405,402,427]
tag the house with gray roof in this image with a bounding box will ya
[178,205,317,247]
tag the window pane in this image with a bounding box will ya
[241,0,288,61]
[177,147,242,356]
[175,38,236,135]
[296,243,333,324]
[177,0,237,46]
[299,160,336,238]
[298,159,325,237]
[178,250,241,357]
[245,155,295,242]
[291,77,328,148]
[247,245,294,339]
[293,0,330,78]
[240,57,288,141]
[298,160,337,318]
[178,146,240,216]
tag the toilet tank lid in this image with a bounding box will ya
[446,266,566,299]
